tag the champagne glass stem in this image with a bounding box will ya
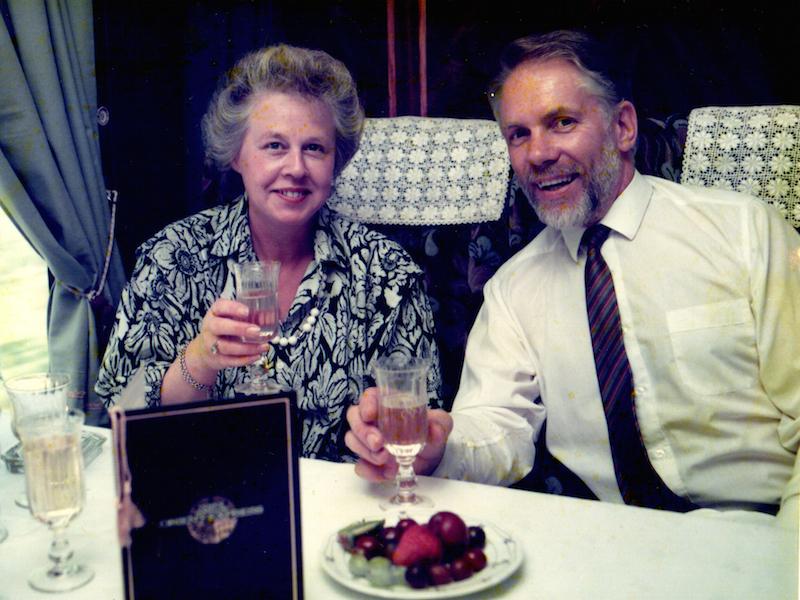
[394,457,418,504]
[47,526,74,577]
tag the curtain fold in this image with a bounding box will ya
[0,0,125,424]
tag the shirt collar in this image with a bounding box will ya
[562,170,652,262]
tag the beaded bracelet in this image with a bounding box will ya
[178,344,212,393]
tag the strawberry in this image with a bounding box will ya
[391,524,443,566]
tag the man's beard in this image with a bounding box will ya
[522,139,622,230]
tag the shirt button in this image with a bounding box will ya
[653,448,666,459]
[636,386,646,395]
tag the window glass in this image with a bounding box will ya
[0,212,49,411]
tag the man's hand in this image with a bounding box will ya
[345,387,453,482]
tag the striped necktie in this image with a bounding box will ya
[582,224,695,511]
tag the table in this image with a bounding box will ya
[0,417,797,599]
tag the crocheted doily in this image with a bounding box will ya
[681,106,800,228]
[329,117,511,225]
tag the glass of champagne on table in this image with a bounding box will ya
[374,355,432,510]
[18,408,94,592]
[3,372,70,508]
[233,260,282,395]
[0,402,7,543]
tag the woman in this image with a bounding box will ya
[96,45,441,461]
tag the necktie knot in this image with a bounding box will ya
[581,224,611,252]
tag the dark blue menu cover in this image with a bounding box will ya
[112,393,303,599]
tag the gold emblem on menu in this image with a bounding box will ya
[159,496,264,545]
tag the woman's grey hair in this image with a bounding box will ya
[202,44,364,177]
[487,30,632,119]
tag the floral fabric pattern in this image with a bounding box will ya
[329,117,510,225]
[96,197,441,462]
[681,106,800,227]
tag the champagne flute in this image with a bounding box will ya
[4,372,70,508]
[374,355,432,510]
[233,260,282,395]
[18,408,94,592]
[0,405,8,543]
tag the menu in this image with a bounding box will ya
[111,393,303,599]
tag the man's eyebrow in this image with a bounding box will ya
[542,106,577,121]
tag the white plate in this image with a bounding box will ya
[320,510,523,599]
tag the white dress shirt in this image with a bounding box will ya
[435,172,800,527]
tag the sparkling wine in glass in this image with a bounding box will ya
[234,260,281,395]
[4,372,70,508]
[374,355,432,510]
[18,409,94,592]
[0,405,7,543]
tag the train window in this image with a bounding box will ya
[0,210,49,404]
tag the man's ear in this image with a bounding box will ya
[231,154,241,174]
[614,100,638,153]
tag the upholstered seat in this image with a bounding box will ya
[329,116,512,225]
[681,106,800,228]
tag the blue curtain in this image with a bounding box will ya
[0,0,125,424]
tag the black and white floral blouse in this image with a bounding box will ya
[96,197,441,461]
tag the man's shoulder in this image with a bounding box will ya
[644,175,789,236]
[485,226,565,293]
[646,175,764,211]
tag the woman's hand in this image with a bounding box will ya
[193,298,268,373]
[161,299,269,403]
[345,387,453,482]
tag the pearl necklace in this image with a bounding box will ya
[273,308,320,347]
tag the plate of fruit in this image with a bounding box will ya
[321,509,523,598]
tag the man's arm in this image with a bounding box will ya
[751,204,800,529]
[347,273,545,484]
[431,275,545,485]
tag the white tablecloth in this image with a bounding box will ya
[0,417,797,599]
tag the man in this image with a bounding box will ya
[346,30,800,528]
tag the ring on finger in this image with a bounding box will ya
[210,340,219,355]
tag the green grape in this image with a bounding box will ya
[390,564,407,586]
[367,556,394,587]
[348,553,369,577]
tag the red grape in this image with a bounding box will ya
[428,563,454,586]
[379,526,399,544]
[354,534,384,559]
[383,541,398,558]
[465,548,487,572]
[428,511,468,547]
[396,518,417,538]
[405,564,429,589]
[449,557,473,581]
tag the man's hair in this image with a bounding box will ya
[487,30,633,117]
[202,44,364,177]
